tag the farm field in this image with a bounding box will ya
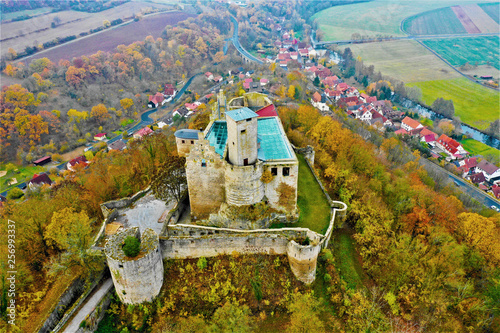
[459,138,500,165]
[340,40,461,83]
[1,7,53,21]
[25,11,195,64]
[461,64,500,80]
[0,1,173,57]
[402,6,466,35]
[311,0,491,41]
[406,78,500,130]
[479,3,499,23]
[421,36,500,70]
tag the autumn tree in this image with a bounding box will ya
[151,155,187,203]
[65,66,86,87]
[90,104,111,124]
[287,292,325,333]
[208,302,252,333]
[120,98,134,113]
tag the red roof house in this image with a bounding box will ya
[28,173,52,189]
[401,116,423,132]
[148,92,165,108]
[256,104,278,118]
[164,84,176,96]
[67,156,88,171]
[94,133,107,141]
[436,134,467,157]
[312,92,322,103]
[133,127,153,139]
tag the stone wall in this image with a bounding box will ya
[100,187,151,219]
[286,230,323,284]
[263,161,299,214]
[185,139,225,218]
[225,162,264,206]
[105,228,163,304]
[176,137,197,157]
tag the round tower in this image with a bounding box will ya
[105,227,163,304]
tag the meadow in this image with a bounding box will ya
[311,0,488,41]
[421,36,500,70]
[459,139,500,165]
[401,6,466,35]
[1,7,53,21]
[407,78,500,130]
[26,11,195,63]
[340,40,461,82]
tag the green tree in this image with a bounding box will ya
[122,236,141,257]
[208,302,252,333]
[287,292,325,333]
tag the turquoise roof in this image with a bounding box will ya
[225,107,258,122]
[205,117,293,161]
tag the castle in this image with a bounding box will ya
[103,92,347,305]
[174,91,299,227]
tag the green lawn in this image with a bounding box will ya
[422,36,500,70]
[407,78,500,130]
[312,0,479,41]
[460,138,500,165]
[294,154,332,234]
[1,7,52,21]
[0,164,48,192]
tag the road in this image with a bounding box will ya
[62,278,113,333]
[449,173,500,209]
[228,16,263,64]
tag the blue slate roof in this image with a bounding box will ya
[225,107,258,122]
[174,129,200,140]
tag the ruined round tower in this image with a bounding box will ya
[105,227,163,304]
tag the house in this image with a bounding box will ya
[469,172,486,184]
[33,156,52,166]
[421,134,437,146]
[67,156,88,172]
[359,93,377,104]
[476,160,500,182]
[401,116,423,132]
[164,84,177,97]
[290,52,298,60]
[133,127,153,139]
[28,173,52,190]
[94,133,107,141]
[148,92,165,108]
[322,76,339,87]
[298,48,309,58]
[157,121,168,129]
[436,134,468,158]
[311,92,329,112]
[205,72,214,81]
[325,89,342,100]
[260,78,269,86]
[395,128,409,136]
[491,184,500,199]
[213,75,223,83]
[458,157,478,174]
[256,104,278,117]
[418,128,437,141]
[173,106,190,118]
[312,92,322,103]
[108,140,127,151]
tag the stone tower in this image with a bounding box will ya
[105,227,163,304]
[213,89,227,120]
[226,108,258,166]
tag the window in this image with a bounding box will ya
[271,167,277,176]
[241,129,246,134]
[244,158,248,166]
[191,140,194,144]
[283,167,290,176]
[182,140,185,144]
[201,159,206,167]
[246,118,252,122]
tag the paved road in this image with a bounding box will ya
[63,278,113,333]
[229,16,263,64]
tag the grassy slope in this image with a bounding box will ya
[422,36,500,70]
[331,229,365,290]
[295,154,332,234]
[459,138,500,164]
[341,40,461,82]
[407,78,500,130]
[0,164,47,192]
[312,0,483,41]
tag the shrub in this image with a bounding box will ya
[197,257,207,270]
[7,187,24,200]
[122,236,141,257]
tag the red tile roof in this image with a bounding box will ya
[437,134,461,154]
[470,172,486,184]
[68,156,88,167]
[29,173,52,186]
[402,116,423,130]
[312,92,322,103]
[477,160,499,175]
[395,128,409,135]
[492,185,500,199]
[256,104,278,118]
[94,133,107,138]
[419,127,437,139]
[135,127,153,138]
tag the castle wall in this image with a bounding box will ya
[263,161,299,213]
[185,140,225,218]
[105,228,163,304]
[286,231,323,284]
[176,137,197,157]
[225,162,265,206]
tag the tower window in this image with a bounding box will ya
[182,140,185,144]
[283,167,290,176]
[246,118,252,122]
[201,159,206,167]
[244,158,249,166]
[271,167,278,176]
[191,140,194,144]
[241,129,246,134]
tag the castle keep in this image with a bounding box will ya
[175,92,298,224]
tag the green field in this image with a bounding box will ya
[312,0,485,41]
[479,3,500,23]
[294,154,332,234]
[341,40,461,82]
[407,78,500,130]
[402,7,466,35]
[0,164,47,192]
[459,138,500,165]
[1,7,52,21]
[422,36,500,70]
